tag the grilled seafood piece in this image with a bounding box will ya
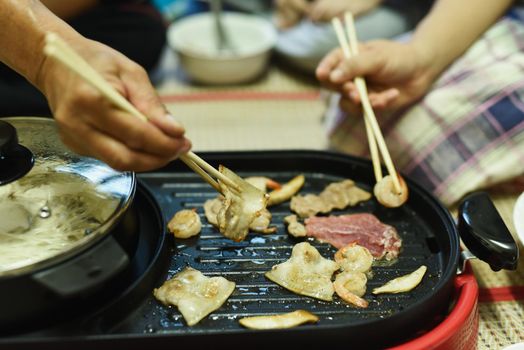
[265,242,339,301]
[334,243,373,274]
[333,271,369,308]
[239,310,319,329]
[374,175,409,208]
[167,209,202,239]
[153,267,235,326]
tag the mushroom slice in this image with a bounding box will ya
[374,175,409,208]
[217,165,269,242]
[265,242,339,301]
[239,310,319,330]
[267,174,305,206]
[284,214,307,237]
[372,265,427,294]
[153,267,235,326]
[167,209,202,239]
[334,271,368,308]
[334,243,373,274]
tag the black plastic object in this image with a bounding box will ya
[458,192,519,271]
[0,120,34,185]
[0,150,516,350]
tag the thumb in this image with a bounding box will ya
[329,50,383,84]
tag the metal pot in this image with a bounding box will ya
[0,117,138,332]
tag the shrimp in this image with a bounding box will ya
[334,243,373,274]
[167,209,202,239]
[374,175,409,208]
[333,271,369,308]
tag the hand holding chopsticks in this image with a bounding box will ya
[43,32,238,194]
[331,13,408,207]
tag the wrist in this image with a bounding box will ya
[408,39,445,88]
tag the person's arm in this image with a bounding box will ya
[0,0,79,85]
[0,0,191,172]
[41,0,99,19]
[411,0,514,82]
[309,0,382,23]
[316,0,514,113]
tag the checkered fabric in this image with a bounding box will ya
[328,17,524,206]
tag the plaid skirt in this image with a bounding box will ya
[327,17,524,205]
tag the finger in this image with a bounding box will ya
[118,62,165,119]
[60,123,181,172]
[70,92,188,158]
[316,48,344,81]
[368,88,399,109]
[329,51,384,84]
[149,113,186,138]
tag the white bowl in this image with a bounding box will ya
[167,12,277,85]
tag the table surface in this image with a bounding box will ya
[154,53,524,349]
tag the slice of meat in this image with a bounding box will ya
[153,267,235,326]
[290,179,371,218]
[265,242,339,301]
[217,165,268,242]
[305,213,401,261]
[204,196,276,234]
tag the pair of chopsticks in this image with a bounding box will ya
[43,33,236,194]
[331,13,401,194]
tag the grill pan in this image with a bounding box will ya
[0,150,516,349]
[126,150,461,348]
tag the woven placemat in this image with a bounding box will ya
[155,55,523,349]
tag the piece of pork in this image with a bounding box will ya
[305,213,401,261]
[153,267,235,326]
[265,242,339,301]
[290,179,371,218]
[216,165,269,242]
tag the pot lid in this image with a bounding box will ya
[0,117,135,276]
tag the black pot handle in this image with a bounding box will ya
[32,235,130,297]
[0,120,34,185]
[458,191,519,271]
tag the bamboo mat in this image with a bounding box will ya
[155,53,524,349]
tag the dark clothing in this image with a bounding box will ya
[0,1,166,117]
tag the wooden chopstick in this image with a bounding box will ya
[332,18,383,183]
[331,14,401,194]
[43,32,237,193]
